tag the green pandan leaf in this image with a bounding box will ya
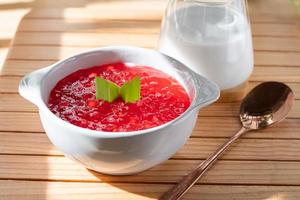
[120,76,140,103]
[95,76,141,103]
[95,76,120,102]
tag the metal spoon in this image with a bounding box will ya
[160,81,294,200]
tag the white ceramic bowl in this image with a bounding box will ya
[19,46,219,175]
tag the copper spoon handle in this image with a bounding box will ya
[159,127,248,200]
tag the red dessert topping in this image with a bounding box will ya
[48,63,191,132]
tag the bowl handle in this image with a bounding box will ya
[192,72,220,110]
[19,66,52,106]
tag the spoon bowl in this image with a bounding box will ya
[240,82,294,130]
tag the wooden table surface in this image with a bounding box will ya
[0,0,300,199]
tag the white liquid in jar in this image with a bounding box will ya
[159,5,254,90]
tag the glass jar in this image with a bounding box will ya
[159,0,254,101]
